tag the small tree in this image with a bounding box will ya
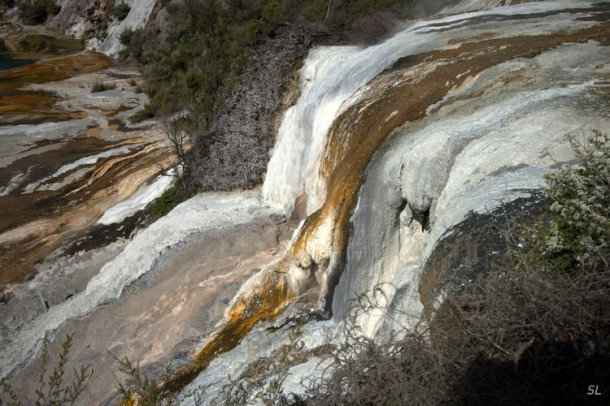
[162,118,188,163]
[527,130,610,272]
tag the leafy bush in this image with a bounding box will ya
[129,103,155,123]
[528,130,610,272]
[110,1,131,21]
[152,188,182,221]
[112,354,207,405]
[115,357,177,406]
[119,28,133,46]
[18,0,60,24]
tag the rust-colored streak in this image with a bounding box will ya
[0,52,111,126]
[1,137,126,232]
[0,90,87,125]
[295,20,610,294]
[131,15,610,400]
[0,141,176,290]
[0,52,112,92]
[146,265,293,398]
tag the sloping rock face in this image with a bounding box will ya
[47,0,158,56]
[332,29,610,335]
[2,1,609,404]
[181,1,610,402]
[266,0,610,321]
[0,58,175,291]
[1,191,290,404]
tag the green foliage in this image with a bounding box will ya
[0,333,92,405]
[115,357,174,406]
[18,0,60,24]
[113,355,206,405]
[524,130,610,272]
[109,1,131,21]
[152,187,183,221]
[119,28,133,46]
[129,103,155,123]
[0,0,15,11]
[133,0,248,121]
[261,1,285,25]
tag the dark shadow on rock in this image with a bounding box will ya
[454,341,610,406]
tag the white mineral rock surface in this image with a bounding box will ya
[0,191,278,379]
[263,46,360,215]
[333,41,610,337]
[181,2,610,402]
[2,1,608,403]
[97,167,178,225]
[95,0,158,56]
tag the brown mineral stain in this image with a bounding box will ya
[124,263,293,402]
[0,139,176,291]
[86,126,104,138]
[0,52,112,92]
[0,52,112,125]
[291,19,610,306]
[128,11,610,399]
[0,90,86,125]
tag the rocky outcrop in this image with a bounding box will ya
[44,0,157,56]
[333,35,610,334]
[184,1,610,402]
[270,0,610,321]
[0,57,177,290]
[2,1,609,403]
[2,192,289,404]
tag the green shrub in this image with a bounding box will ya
[115,357,175,406]
[523,130,610,272]
[152,188,181,221]
[261,1,285,25]
[0,0,15,11]
[110,1,131,21]
[129,103,156,123]
[18,0,60,24]
[118,49,130,61]
[119,28,133,46]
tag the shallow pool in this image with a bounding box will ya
[0,55,35,70]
